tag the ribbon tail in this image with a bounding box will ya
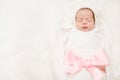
[64,49,82,74]
[88,67,105,80]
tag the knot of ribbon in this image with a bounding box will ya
[64,49,109,80]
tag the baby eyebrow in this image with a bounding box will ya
[86,18,92,20]
[77,18,92,21]
[78,18,83,20]
[78,17,92,19]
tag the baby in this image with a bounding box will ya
[64,7,109,80]
[75,7,95,32]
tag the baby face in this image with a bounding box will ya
[75,8,95,32]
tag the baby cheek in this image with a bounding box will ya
[88,22,94,26]
[77,22,82,25]
[89,24,95,29]
[76,23,82,28]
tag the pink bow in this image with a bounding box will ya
[64,49,109,80]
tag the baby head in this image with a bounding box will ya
[75,7,95,32]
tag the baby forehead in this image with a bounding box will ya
[76,9,94,17]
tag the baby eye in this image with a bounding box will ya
[77,19,83,22]
[87,19,92,22]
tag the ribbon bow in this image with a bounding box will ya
[64,49,109,80]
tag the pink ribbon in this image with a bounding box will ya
[64,49,109,80]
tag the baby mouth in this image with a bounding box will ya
[82,26,88,30]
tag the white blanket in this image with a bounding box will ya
[0,0,120,80]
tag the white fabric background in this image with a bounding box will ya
[0,0,120,80]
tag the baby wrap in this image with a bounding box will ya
[64,27,109,80]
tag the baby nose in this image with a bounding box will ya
[82,19,87,25]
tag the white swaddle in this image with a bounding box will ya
[65,26,103,59]
[64,26,107,80]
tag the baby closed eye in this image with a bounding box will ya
[77,18,92,22]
